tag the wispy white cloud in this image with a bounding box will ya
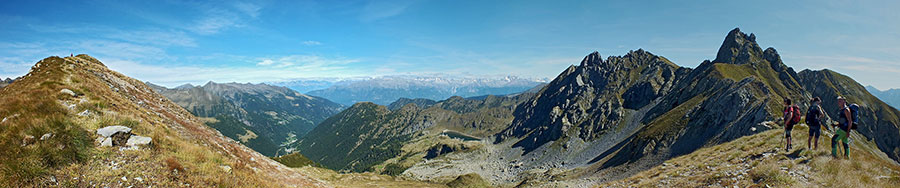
[189,2,263,34]
[785,55,900,89]
[233,2,262,18]
[191,9,243,35]
[257,59,275,66]
[75,40,168,60]
[302,40,322,46]
[26,24,198,47]
[359,0,416,22]
[104,55,366,87]
[256,55,360,69]
[106,29,197,47]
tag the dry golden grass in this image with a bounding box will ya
[0,55,324,187]
[600,124,900,187]
[296,165,447,188]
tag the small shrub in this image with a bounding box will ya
[165,157,185,173]
[381,163,409,176]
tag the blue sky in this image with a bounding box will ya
[0,0,898,89]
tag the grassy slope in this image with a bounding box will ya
[295,166,448,188]
[0,55,324,187]
[602,123,900,187]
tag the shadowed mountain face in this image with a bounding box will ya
[296,93,535,173]
[487,28,900,181]
[495,49,687,153]
[867,86,900,110]
[150,82,343,156]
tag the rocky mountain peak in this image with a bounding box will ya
[497,49,683,153]
[579,51,603,66]
[714,28,763,64]
[174,83,195,89]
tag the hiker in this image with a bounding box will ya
[806,97,824,150]
[783,98,801,152]
[831,96,853,158]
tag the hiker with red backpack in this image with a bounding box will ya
[806,97,825,150]
[832,96,859,159]
[783,98,801,152]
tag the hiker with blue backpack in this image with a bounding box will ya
[831,96,859,159]
[806,97,825,150]
[783,98,802,152]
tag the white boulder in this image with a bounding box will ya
[96,126,131,137]
[126,136,152,147]
[100,137,113,147]
[60,89,77,97]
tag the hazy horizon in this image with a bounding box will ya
[1,0,898,89]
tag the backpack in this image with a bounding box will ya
[849,103,860,129]
[805,105,821,126]
[787,105,801,125]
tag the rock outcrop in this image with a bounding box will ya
[95,125,152,148]
[496,49,686,153]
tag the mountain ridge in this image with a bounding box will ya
[867,85,900,110]
[0,55,324,187]
[149,81,343,156]
[295,75,545,105]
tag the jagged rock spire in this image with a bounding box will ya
[580,51,603,66]
[714,28,763,64]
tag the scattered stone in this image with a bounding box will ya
[121,176,127,181]
[62,101,76,110]
[751,127,757,132]
[220,165,232,173]
[96,126,132,137]
[22,135,35,146]
[126,136,152,147]
[134,177,143,182]
[77,110,91,116]
[60,88,77,97]
[100,137,113,147]
[40,133,52,140]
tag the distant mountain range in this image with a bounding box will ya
[149,82,344,156]
[271,75,547,105]
[0,77,14,88]
[867,86,900,110]
[267,78,349,93]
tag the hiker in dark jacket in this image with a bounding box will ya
[806,97,824,150]
[831,96,853,158]
[783,98,801,152]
